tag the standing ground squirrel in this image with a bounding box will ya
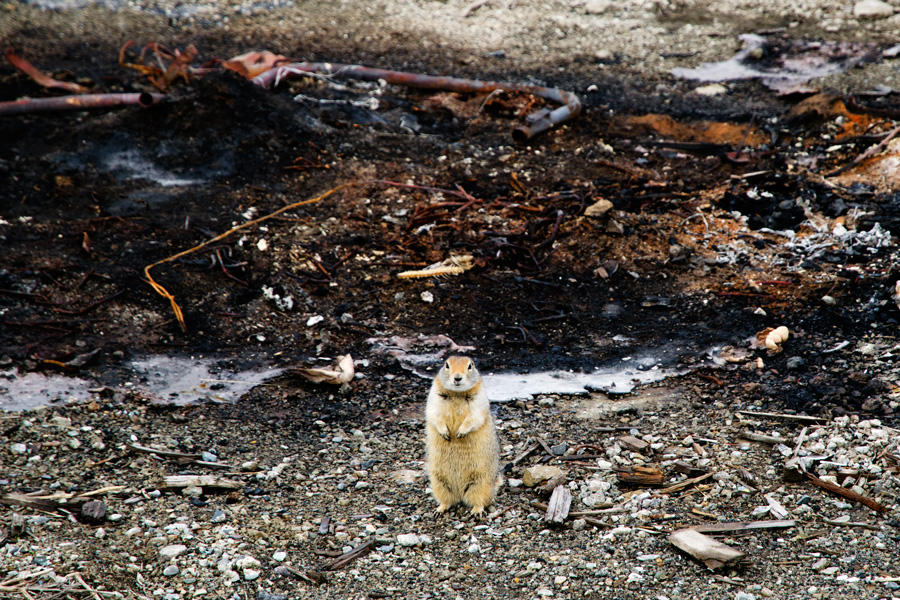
[425,356,500,515]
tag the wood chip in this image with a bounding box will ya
[615,466,665,487]
[536,472,568,494]
[543,485,572,523]
[619,434,649,452]
[669,528,745,570]
[674,461,708,478]
[659,472,712,494]
[739,430,793,445]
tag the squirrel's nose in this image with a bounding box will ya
[453,375,463,382]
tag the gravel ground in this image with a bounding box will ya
[3,363,900,600]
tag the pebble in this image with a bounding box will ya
[124,527,142,537]
[272,551,287,562]
[211,509,227,523]
[550,443,568,456]
[163,565,179,576]
[854,0,894,17]
[523,465,564,486]
[694,83,728,96]
[160,544,188,558]
[201,451,218,462]
[243,569,260,581]
[10,443,27,454]
[397,533,421,547]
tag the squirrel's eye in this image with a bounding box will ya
[467,362,473,370]
[445,361,450,369]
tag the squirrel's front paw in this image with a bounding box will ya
[456,430,469,439]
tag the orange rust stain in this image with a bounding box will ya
[619,114,768,147]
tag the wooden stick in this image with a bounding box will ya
[737,410,826,423]
[739,431,793,445]
[804,472,887,513]
[324,539,375,571]
[659,472,712,495]
[691,520,795,534]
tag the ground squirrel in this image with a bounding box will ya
[425,356,500,515]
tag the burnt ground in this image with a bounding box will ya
[2,2,900,599]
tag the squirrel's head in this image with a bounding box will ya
[438,356,479,392]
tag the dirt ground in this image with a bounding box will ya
[2,1,900,599]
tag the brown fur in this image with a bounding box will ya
[424,356,500,515]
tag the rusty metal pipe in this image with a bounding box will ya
[253,62,581,141]
[0,92,166,116]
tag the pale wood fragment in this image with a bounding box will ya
[668,528,745,570]
[543,485,572,523]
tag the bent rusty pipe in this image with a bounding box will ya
[0,92,166,116]
[253,62,581,141]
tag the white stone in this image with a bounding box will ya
[243,569,260,581]
[397,533,421,547]
[694,83,728,96]
[159,544,188,558]
[854,0,894,17]
[273,551,287,562]
[9,443,27,454]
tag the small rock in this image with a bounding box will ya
[243,569,261,581]
[272,551,287,562]
[163,565,179,577]
[523,465,564,487]
[735,593,756,600]
[182,486,203,498]
[49,416,71,428]
[397,533,421,547]
[124,527,141,537]
[786,357,805,370]
[10,443,27,454]
[241,460,259,471]
[694,83,728,96]
[160,545,188,559]
[94,528,106,539]
[572,519,587,531]
[201,451,218,462]
[507,478,523,488]
[420,291,434,303]
[211,509,227,523]
[550,443,568,456]
[854,0,894,18]
[583,0,611,13]
[584,199,613,218]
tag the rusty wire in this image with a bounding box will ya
[253,62,581,141]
